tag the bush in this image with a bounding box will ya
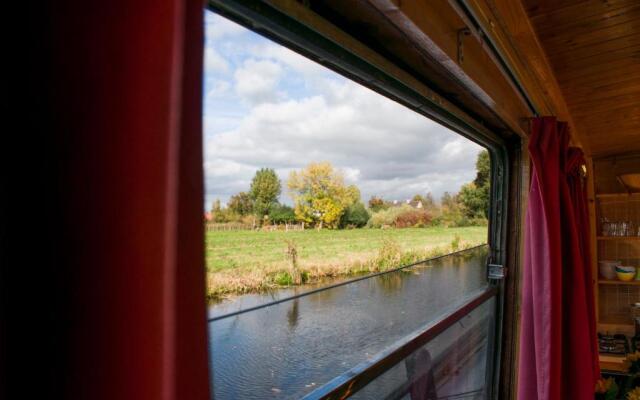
[240,214,256,226]
[367,205,411,228]
[368,196,389,212]
[375,238,403,270]
[268,204,296,224]
[340,202,370,228]
[367,205,432,228]
[450,234,461,251]
[272,271,293,286]
[438,208,488,227]
[212,208,241,223]
[394,209,432,228]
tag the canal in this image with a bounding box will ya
[208,245,494,399]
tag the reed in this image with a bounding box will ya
[205,226,486,300]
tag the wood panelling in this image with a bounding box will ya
[457,0,586,149]
[379,0,532,134]
[522,0,640,157]
[534,2,640,37]
[594,155,640,194]
[275,0,638,156]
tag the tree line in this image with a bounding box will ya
[208,150,490,229]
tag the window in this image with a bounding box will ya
[204,2,508,399]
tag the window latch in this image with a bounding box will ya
[488,263,506,280]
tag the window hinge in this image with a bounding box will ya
[457,28,471,65]
[488,264,506,280]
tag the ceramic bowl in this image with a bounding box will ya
[616,266,636,281]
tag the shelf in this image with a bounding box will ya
[596,192,640,199]
[599,279,640,285]
[597,236,640,241]
[599,321,635,331]
[600,354,631,373]
[599,313,636,326]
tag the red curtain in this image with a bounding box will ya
[518,117,599,400]
[2,1,210,399]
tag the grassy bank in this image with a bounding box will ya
[205,226,487,299]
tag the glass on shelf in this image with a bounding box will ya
[601,218,637,237]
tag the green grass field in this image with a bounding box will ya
[205,226,487,298]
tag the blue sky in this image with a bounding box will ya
[203,10,483,210]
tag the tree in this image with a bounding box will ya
[340,202,370,228]
[440,192,458,210]
[227,192,253,216]
[210,198,233,223]
[411,194,426,204]
[249,168,281,218]
[459,150,490,219]
[474,149,490,188]
[368,196,388,212]
[287,162,359,229]
[458,183,486,219]
[438,191,467,227]
[422,192,437,212]
[211,198,222,213]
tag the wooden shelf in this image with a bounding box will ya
[593,159,640,333]
[599,313,635,327]
[596,192,640,199]
[599,279,640,286]
[597,236,640,241]
[600,354,631,373]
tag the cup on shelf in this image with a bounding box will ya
[602,219,611,236]
[599,260,620,280]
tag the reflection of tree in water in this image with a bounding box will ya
[460,245,486,262]
[309,284,339,304]
[377,272,405,294]
[287,298,300,329]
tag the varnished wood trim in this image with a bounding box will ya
[498,135,527,400]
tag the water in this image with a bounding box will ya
[208,245,491,399]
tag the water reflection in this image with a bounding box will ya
[209,245,489,400]
[405,348,437,400]
[377,271,405,294]
[287,299,300,330]
[353,298,494,400]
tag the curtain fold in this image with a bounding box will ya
[2,1,210,399]
[518,117,599,400]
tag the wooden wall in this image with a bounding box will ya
[594,155,640,194]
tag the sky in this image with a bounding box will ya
[202,10,484,210]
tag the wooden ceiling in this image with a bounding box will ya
[522,0,640,157]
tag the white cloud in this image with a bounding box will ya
[204,79,483,207]
[204,46,229,73]
[249,42,328,77]
[206,80,231,98]
[202,10,484,209]
[234,59,283,104]
[205,12,245,40]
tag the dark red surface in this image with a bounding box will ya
[518,117,599,400]
[1,1,210,399]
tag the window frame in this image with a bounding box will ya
[205,1,511,398]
